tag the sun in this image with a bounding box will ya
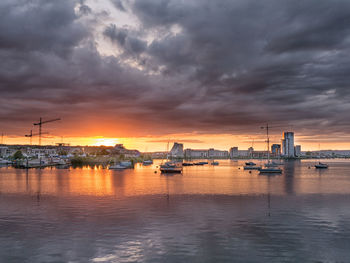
[91,137,120,146]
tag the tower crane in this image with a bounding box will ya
[33,117,61,146]
[25,130,49,145]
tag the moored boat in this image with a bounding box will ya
[315,162,328,169]
[109,164,127,170]
[160,162,183,173]
[259,167,282,174]
[244,166,261,170]
[143,160,153,165]
[245,162,256,166]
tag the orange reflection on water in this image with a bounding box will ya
[1,160,350,197]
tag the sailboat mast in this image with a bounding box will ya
[266,123,270,163]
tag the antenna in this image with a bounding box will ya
[1,132,3,144]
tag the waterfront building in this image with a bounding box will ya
[294,145,301,157]
[0,146,9,157]
[208,148,229,158]
[170,142,184,158]
[282,132,294,157]
[271,144,281,156]
[184,148,229,159]
[229,147,239,158]
[184,149,208,158]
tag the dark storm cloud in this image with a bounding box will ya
[1,0,350,139]
[110,0,127,12]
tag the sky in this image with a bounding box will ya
[1,0,350,151]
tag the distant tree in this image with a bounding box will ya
[97,149,109,155]
[13,150,24,159]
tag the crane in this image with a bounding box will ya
[260,124,290,162]
[33,117,61,146]
[25,130,49,145]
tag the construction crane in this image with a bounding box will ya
[25,130,49,145]
[33,117,61,146]
[260,124,290,161]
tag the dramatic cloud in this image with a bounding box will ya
[1,0,350,141]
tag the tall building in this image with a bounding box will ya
[271,144,281,156]
[294,145,301,157]
[229,147,239,158]
[282,132,294,157]
[170,142,184,158]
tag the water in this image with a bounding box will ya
[1,159,350,262]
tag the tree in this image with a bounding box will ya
[97,149,109,156]
[13,150,24,159]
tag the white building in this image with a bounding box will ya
[184,149,209,158]
[282,132,294,157]
[208,148,229,158]
[170,142,184,158]
[0,146,10,157]
[294,145,301,157]
[229,147,239,158]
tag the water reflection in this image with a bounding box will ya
[1,159,350,196]
[1,159,350,262]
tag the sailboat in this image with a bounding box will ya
[160,141,183,173]
[259,124,282,174]
[315,144,328,169]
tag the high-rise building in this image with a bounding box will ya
[282,132,294,157]
[271,144,281,156]
[169,142,184,158]
[294,145,301,157]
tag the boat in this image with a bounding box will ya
[160,161,183,173]
[194,161,208,165]
[120,161,133,168]
[259,124,283,174]
[315,162,328,169]
[143,160,153,165]
[244,166,261,170]
[109,164,127,170]
[182,163,194,166]
[211,161,219,165]
[259,167,282,173]
[245,162,256,166]
[265,161,280,167]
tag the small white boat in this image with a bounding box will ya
[120,161,132,168]
[109,164,127,170]
[143,160,153,165]
[315,162,328,169]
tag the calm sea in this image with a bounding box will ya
[1,159,350,262]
